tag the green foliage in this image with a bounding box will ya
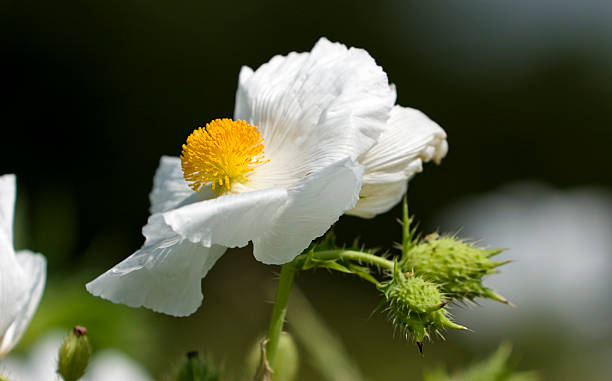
[423,343,539,381]
[295,232,381,286]
[57,326,91,381]
[176,351,220,381]
[383,266,466,344]
[403,236,509,304]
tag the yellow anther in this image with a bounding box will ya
[181,119,268,193]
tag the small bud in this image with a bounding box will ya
[403,237,510,304]
[177,351,220,381]
[57,326,91,381]
[383,270,467,344]
[248,332,299,381]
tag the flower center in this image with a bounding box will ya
[181,118,268,193]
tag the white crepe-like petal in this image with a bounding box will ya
[149,156,216,214]
[0,175,47,357]
[86,215,227,316]
[85,350,153,381]
[0,175,31,353]
[234,37,396,191]
[0,251,46,356]
[253,158,364,264]
[163,187,289,249]
[0,236,23,347]
[346,106,447,218]
[348,181,408,219]
[0,174,16,244]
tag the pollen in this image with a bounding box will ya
[181,119,268,193]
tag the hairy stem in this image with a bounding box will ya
[307,250,395,271]
[265,262,297,370]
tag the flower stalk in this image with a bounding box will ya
[297,250,395,272]
[265,263,297,369]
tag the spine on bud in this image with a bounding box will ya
[402,236,510,304]
[383,265,467,351]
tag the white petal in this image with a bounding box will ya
[0,332,63,381]
[360,105,447,183]
[0,238,22,347]
[86,215,227,317]
[0,174,16,247]
[346,181,407,219]
[234,37,395,191]
[0,174,25,350]
[0,251,46,356]
[253,158,364,264]
[347,106,447,218]
[84,350,153,381]
[162,187,289,248]
[149,156,215,214]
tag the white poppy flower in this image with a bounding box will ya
[86,38,447,317]
[0,174,46,358]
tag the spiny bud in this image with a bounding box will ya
[57,326,91,381]
[383,269,467,349]
[177,351,220,381]
[404,237,510,304]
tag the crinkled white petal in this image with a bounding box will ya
[346,106,447,217]
[149,156,215,214]
[253,158,364,264]
[234,37,396,191]
[0,174,29,350]
[162,187,289,249]
[86,214,227,317]
[0,237,22,347]
[84,350,153,381]
[0,251,46,356]
[0,174,16,244]
[0,332,62,381]
[360,105,447,182]
[347,181,408,219]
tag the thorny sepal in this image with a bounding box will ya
[294,232,382,286]
[401,234,511,304]
[382,263,467,349]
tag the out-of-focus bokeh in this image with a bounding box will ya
[1,1,610,380]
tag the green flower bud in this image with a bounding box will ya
[177,351,220,381]
[404,237,510,304]
[57,326,91,381]
[248,332,299,381]
[383,271,467,349]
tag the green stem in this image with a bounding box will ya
[306,250,395,271]
[265,262,297,369]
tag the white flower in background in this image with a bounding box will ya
[0,332,153,381]
[86,38,447,316]
[0,174,46,357]
[439,183,612,339]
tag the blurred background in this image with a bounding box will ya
[1,0,611,379]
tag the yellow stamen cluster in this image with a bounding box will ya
[181,119,268,193]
